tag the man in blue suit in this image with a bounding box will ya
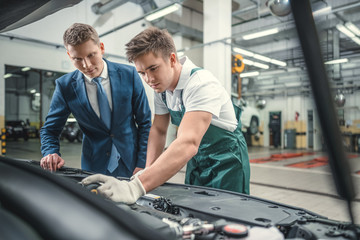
[40,23,151,177]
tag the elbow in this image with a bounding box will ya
[187,142,199,159]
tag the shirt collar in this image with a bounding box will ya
[84,59,108,83]
[174,56,197,91]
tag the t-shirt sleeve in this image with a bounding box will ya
[183,71,223,118]
[154,92,169,115]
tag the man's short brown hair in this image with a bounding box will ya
[125,27,177,62]
[63,23,100,48]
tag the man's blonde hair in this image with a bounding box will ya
[63,23,100,48]
[125,27,178,62]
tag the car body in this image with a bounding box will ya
[5,120,29,141]
[60,119,83,143]
[0,156,358,240]
[232,98,260,135]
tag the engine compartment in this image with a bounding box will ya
[0,158,358,240]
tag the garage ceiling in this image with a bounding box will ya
[2,0,360,97]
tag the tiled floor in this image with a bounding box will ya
[4,139,360,224]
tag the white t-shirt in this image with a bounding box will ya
[154,57,238,132]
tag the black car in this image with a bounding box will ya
[0,156,359,240]
[5,120,29,141]
[60,121,83,143]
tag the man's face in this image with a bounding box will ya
[134,52,177,93]
[67,40,105,79]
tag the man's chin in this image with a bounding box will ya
[154,88,165,93]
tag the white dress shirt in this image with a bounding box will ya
[83,60,113,117]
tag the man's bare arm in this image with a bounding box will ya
[140,111,212,192]
[145,113,171,167]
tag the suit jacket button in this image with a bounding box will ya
[106,152,110,156]
[110,134,114,138]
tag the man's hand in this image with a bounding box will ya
[82,174,146,204]
[132,167,144,176]
[40,153,65,172]
[131,168,146,180]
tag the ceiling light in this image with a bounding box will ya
[270,59,287,67]
[312,6,331,17]
[243,58,269,69]
[4,73,12,79]
[240,71,259,78]
[351,37,360,45]
[325,58,348,65]
[253,62,269,69]
[336,24,355,38]
[30,89,36,93]
[145,3,181,21]
[254,54,271,62]
[21,67,31,72]
[35,93,41,96]
[233,47,254,57]
[344,22,360,36]
[242,28,279,40]
[242,59,254,65]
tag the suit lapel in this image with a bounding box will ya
[71,71,108,131]
[107,61,121,128]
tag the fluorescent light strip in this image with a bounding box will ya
[253,62,269,69]
[240,71,259,78]
[30,89,36,93]
[325,58,348,65]
[243,28,279,40]
[4,73,12,78]
[21,67,31,72]
[351,37,360,45]
[242,59,254,65]
[145,3,180,21]
[243,58,269,69]
[336,24,355,38]
[233,47,254,57]
[345,22,360,36]
[313,6,331,17]
[234,48,286,67]
[270,59,287,67]
[254,54,271,63]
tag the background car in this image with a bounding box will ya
[5,120,29,141]
[60,119,83,143]
[232,98,260,135]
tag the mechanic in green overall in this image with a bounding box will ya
[82,27,250,204]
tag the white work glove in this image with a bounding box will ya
[130,168,146,181]
[82,174,146,204]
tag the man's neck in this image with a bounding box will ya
[169,62,182,92]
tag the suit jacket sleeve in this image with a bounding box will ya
[131,67,151,168]
[40,78,71,157]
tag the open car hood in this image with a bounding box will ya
[0,156,358,240]
[0,0,82,33]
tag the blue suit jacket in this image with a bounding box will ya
[40,59,151,177]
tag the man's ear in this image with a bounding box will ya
[100,42,105,54]
[170,52,177,66]
[67,51,71,58]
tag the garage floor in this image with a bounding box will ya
[4,139,360,224]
